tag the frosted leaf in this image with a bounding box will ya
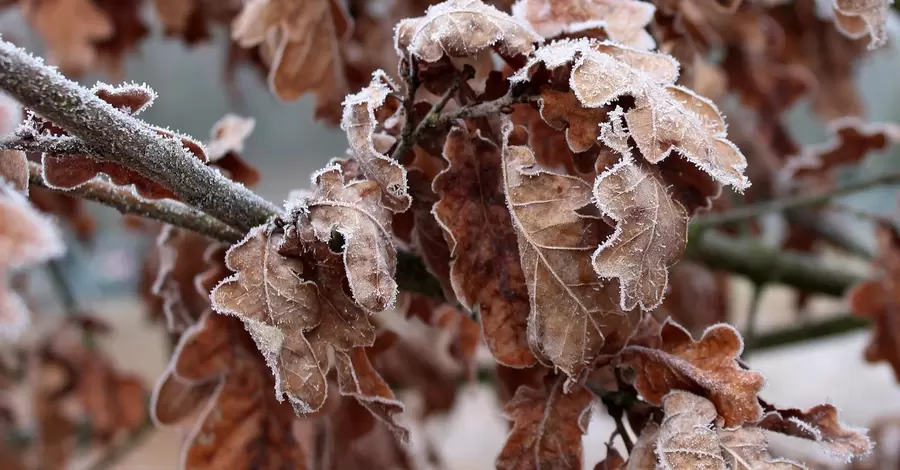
[210,226,328,414]
[395,0,542,62]
[90,82,156,116]
[496,374,593,470]
[301,164,398,312]
[334,348,409,442]
[206,114,255,162]
[654,391,810,470]
[22,0,114,75]
[537,89,609,153]
[511,0,656,49]
[341,71,411,212]
[501,123,638,377]
[621,319,766,427]
[593,158,689,311]
[832,0,891,49]
[0,150,28,193]
[756,400,873,462]
[784,117,900,179]
[432,126,536,367]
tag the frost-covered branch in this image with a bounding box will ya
[27,162,243,242]
[0,39,278,233]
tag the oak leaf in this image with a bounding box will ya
[298,164,399,312]
[432,126,536,367]
[593,157,689,311]
[205,113,261,187]
[756,399,873,462]
[785,117,900,180]
[832,0,891,48]
[232,0,350,119]
[652,391,808,470]
[496,374,594,470]
[0,182,64,339]
[341,72,411,212]
[538,89,610,153]
[620,319,766,427]
[511,39,749,191]
[395,0,541,62]
[22,0,114,75]
[502,125,638,377]
[511,0,656,49]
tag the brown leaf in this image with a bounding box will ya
[335,348,409,442]
[620,319,766,427]
[432,126,536,367]
[496,374,594,470]
[756,399,873,462]
[92,0,150,77]
[205,113,261,187]
[654,391,808,470]
[0,151,27,194]
[847,224,900,381]
[76,356,147,441]
[538,89,609,153]
[661,261,729,335]
[395,0,541,62]
[785,117,900,180]
[0,182,64,339]
[232,0,349,118]
[594,446,625,470]
[593,157,689,311]
[502,125,638,377]
[22,0,113,75]
[511,0,656,49]
[298,164,399,312]
[340,72,411,212]
[832,0,890,48]
[210,226,329,413]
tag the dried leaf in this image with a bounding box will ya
[785,117,900,179]
[22,0,113,75]
[538,89,609,153]
[502,124,637,376]
[341,72,411,212]
[76,356,147,441]
[757,400,873,462]
[432,126,536,367]
[205,113,261,186]
[0,151,27,194]
[593,158,689,311]
[621,319,766,427]
[395,0,541,62]
[832,0,891,48]
[232,0,349,118]
[496,374,593,470]
[299,164,399,312]
[511,0,656,49]
[0,182,64,339]
[334,348,409,442]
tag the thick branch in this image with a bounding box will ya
[0,40,278,233]
[27,162,243,242]
[693,168,900,229]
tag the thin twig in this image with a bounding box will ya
[46,258,80,314]
[693,168,900,229]
[0,134,87,155]
[0,39,278,233]
[742,282,766,356]
[27,162,243,243]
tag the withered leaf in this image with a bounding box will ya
[232,0,350,117]
[593,158,689,311]
[501,124,637,377]
[334,348,409,442]
[340,72,411,213]
[654,391,808,470]
[432,126,536,367]
[620,319,766,427]
[301,164,398,312]
[756,399,873,462]
[785,117,900,179]
[22,0,113,75]
[205,113,261,186]
[211,226,328,413]
[0,151,27,194]
[512,39,749,191]
[832,0,890,48]
[538,89,609,153]
[496,375,593,470]
[511,0,656,49]
[0,182,64,339]
[395,0,541,62]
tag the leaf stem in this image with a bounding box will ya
[27,162,243,243]
[0,39,278,233]
[693,168,900,229]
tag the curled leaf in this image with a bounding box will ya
[511,0,656,49]
[496,374,593,470]
[592,158,689,311]
[757,400,873,462]
[340,72,411,212]
[832,0,891,49]
[784,117,900,179]
[432,126,536,367]
[395,0,541,62]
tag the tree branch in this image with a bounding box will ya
[0,39,278,233]
[751,314,871,352]
[693,168,900,229]
[27,162,243,243]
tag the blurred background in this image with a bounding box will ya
[3,2,900,469]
